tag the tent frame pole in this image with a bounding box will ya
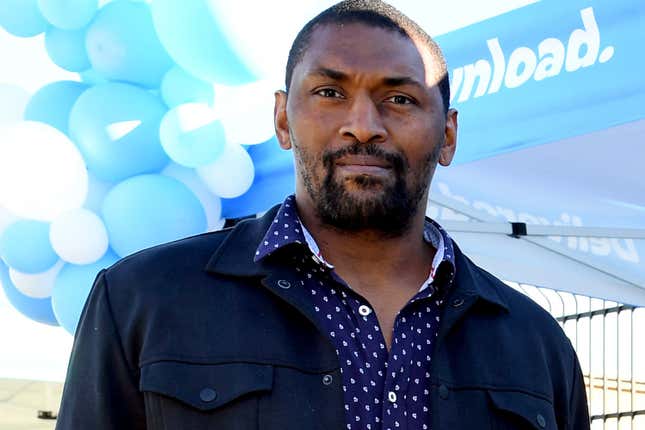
[429,195,644,290]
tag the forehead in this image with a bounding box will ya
[295,23,438,86]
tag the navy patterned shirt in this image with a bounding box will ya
[255,195,456,430]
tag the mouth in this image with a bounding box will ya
[334,155,392,175]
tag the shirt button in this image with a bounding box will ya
[451,298,464,307]
[536,413,546,428]
[199,388,217,402]
[277,279,291,289]
[438,384,449,399]
[387,391,397,403]
[322,374,333,385]
[358,305,372,316]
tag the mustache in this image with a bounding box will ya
[322,143,407,173]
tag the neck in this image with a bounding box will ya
[295,193,434,288]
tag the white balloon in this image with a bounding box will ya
[0,205,19,239]
[213,80,277,145]
[159,102,224,167]
[196,143,254,199]
[162,162,224,231]
[9,260,65,299]
[49,208,109,264]
[0,121,88,221]
[0,84,30,126]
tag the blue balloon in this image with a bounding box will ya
[151,0,255,85]
[84,173,114,214]
[24,80,89,135]
[44,26,90,72]
[247,136,294,178]
[51,251,118,334]
[0,260,58,326]
[101,174,207,257]
[37,0,97,30]
[0,0,48,37]
[77,68,109,85]
[160,66,215,108]
[0,220,58,274]
[221,137,295,218]
[221,172,294,219]
[85,1,174,88]
[69,82,169,182]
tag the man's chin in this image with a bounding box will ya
[338,173,392,192]
[316,189,410,234]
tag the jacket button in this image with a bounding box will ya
[438,384,449,399]
[199,388,217,402]
[277,279,291,289]
[536,413,546,428]
[322,374,333,385]
[451,298,464,307]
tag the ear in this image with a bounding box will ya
[438,108,458,166]
[274,90,291,150]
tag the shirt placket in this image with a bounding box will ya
[326,273,388,430]
[381,287,440,430]
[381,308,410,430]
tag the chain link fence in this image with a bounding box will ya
[508,282,645,429]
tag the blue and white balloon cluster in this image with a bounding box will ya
[0,0,303,333]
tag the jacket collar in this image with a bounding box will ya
[204,204,509,312]
[449,242,509,312]
[205,204,282,278]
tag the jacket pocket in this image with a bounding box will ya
[140,361,273,430]
[488,390,557,430]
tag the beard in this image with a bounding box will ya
[293,136,441,237]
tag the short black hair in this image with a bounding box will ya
[285,0,450,113]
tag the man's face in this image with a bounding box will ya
[275,23,457,235]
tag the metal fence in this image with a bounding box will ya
[508,282,645,430]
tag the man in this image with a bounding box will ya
[56,1,590,429]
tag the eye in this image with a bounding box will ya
[386,95,415,105]
[315,88,344,98]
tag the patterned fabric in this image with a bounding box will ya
[255,195,456,430]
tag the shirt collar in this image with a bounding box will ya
[255,195,456,287]
[254,195,307,262]
[206,205,507,312]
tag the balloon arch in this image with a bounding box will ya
[0,0,324,333]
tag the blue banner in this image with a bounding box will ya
[436,0,645,164]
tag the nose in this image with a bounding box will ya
[338,94,387,144]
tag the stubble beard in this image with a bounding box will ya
[293,135,441,237]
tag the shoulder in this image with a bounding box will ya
[104,227,234,285]
[480,263,560,322]
[453,247,587,421]
[93,228,239,330]
[455,247,574,358]
[97,206,281,310]
[449,248,581,400]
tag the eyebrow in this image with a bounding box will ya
[308,67,426,90]
[381,76,426,90]
[309,67,349,81]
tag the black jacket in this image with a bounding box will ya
[56,206,590,429]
